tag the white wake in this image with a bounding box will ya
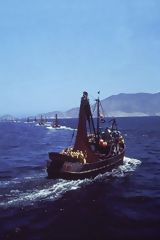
[0,157,141,207]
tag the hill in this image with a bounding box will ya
[44,92,160,118]
[100,92,160,117]
[1,92,160,120]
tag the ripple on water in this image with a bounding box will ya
[0,157,141,208]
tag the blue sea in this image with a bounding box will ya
[0,117,160,240]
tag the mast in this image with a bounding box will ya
[90,109,96,136]
[55,114,58,126]
[96,91,100,142]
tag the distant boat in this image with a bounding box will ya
[38,115,45,125]
[34,117,37,122]
[24,117,31,124]
[51,114,61,128]
[47,91,125,180]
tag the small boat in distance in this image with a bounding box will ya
[47,92,125,180]
[51,114,61,128]
[38,115,46,125]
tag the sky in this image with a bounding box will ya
[0,0,160,117]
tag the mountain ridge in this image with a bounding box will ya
[42,92,160,118]
[1,92,160,120]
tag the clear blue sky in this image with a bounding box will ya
[0,0,160,117]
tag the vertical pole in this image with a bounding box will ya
[55,114,58,126]
[96,91,100,143]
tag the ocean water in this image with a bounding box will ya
[0,117,160,240]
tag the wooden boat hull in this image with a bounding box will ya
[47,151,124,180]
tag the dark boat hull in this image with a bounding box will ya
[47,151,124,180]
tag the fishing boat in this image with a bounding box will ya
[47,91,125,180]
[51,114,61,128]
[38,115,47,125]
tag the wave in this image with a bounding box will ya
[111,156,141,177]
[0,178,86,207]
[0,157,141,207]
[91,156,141,180]
[46,125,76,131]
